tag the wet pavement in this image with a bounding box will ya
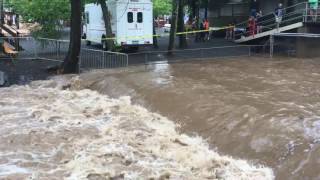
[0,59,59,86]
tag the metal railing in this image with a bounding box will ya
[127,45,267,67]
[80,48,128,72]
[35,38,69,62]
[0,37,129,72]
[269,32,320,58]
[234,2,319,40]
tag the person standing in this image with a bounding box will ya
[250,0,260,18]
[204,19,210,41]
[248,16,256,37]
[309,0,319,22]
[256,10,263,33]
[274,3,284,30]
[199,19,205,42]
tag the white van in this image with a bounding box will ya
[83,0,153,49]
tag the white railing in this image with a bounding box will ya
[234,2,318,40]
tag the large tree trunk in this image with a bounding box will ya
[204,0,209,19]
[99,0,114,51]
[168,0,179,54]
[194,1,200,42]
[59,0,82,74]
[0,0,3,24]
[177,0,187,48]
[153,20,158,49]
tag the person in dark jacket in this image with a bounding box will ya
[200,20,205,42]
[274,3,284,29]
[250,0,260,18]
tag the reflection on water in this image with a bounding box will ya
[76,57,320,180]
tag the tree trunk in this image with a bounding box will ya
[168,0,179,54]
[204,0,209,19]
[98,0,114,51]
[194,1,200,42]
[0,0,4,24]
[177,0,187,48]
[59,0,82,74]
[153,20,158,49]
[190,0,196,18]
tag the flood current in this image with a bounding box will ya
[75,57,320,180]
[0,56,319,179]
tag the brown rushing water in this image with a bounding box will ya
[77,57,320,180]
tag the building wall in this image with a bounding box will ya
[260,0,278,14]
[207,0,297,26]
[296,25,320,58]
[208,2,249,26]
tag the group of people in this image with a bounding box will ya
[247,0,319,38]
[185,17,210,42]
[248,0,284,37]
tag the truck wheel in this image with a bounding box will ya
[82,33,87,39]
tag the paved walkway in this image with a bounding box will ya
[0,34,239,86]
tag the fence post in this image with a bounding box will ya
[248,46,251,56]
[56,41,59,60]
[33,37,38,59]
[144,52,148,70]
[304,2,308,22]
[270,35,274,58]
[126,54,129,67]
[102,51,105,68]
[78,50,81,74]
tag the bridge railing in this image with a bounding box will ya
[234,2,310,40]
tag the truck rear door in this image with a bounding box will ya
[126,4,144,45]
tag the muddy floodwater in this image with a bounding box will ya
[76,57,320,180]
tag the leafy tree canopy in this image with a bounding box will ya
[153,0,172,17]
[85,0,172,17]
[7,0,70,37]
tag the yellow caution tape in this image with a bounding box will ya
[97,25,235,41]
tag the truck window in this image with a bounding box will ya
[85,12,89,24]
[137,12,143,23]
[127,12,133,23]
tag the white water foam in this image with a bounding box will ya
[0,77,274,179]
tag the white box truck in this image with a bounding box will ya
[83,0,153,50]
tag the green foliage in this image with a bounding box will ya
[153,0,171,17]
[7,0,70,38]
[84,0,171,18]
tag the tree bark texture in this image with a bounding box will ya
[98,0,114,51]
[60,0,82,74]
[177,0,187,48]
[168,0,179,54]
